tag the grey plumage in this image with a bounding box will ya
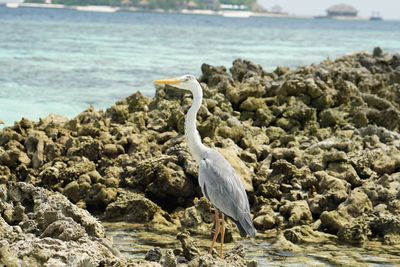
[199,148,256,237]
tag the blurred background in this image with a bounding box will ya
[0,0,399,126]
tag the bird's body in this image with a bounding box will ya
[199,148,256,237]
[155,74,256,256]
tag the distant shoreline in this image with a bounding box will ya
[0,2,313,20]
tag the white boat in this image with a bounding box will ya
[5,3,19,8]
[74,5,118,13]
[219,10,251,18]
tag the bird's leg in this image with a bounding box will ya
[209,209,220,254]
[220,213,225,258]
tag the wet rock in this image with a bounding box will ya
[178,197,213,235]
[337,218,370,245]
[145,247,162,262]
[320,190,373,238]
[283,225,336,244]
[253,205,276,230]
[177,231,200,261]
[163,249,177,267]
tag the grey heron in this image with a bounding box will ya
[155,75,256,257]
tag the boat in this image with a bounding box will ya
[74,5,118,13]
[220,10,251,18]
[370,16,383,21]
[5,3,19,8]
[370,12,383,21]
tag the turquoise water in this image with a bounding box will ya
[1,6,400,126]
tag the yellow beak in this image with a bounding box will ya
[154,78,181,85]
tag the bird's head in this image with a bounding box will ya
[154,74,198,92]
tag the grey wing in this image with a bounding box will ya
[198,149,256,237]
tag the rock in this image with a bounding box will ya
[63,180,80,203]
[163,249,177,267]
[145,247,162,262]
[320,190,373,238]
[104,189,164,223]
[217,146,254,192]
[373,47,383,57]
[372,152,400,174]
[147,162,195,200]
[66,136,101,162]
[176,231,200,261]
[337,218,370,245]
[230,59,264,82]
[200,63,229,88]
[40,217,86,241]
[25,130,48,169]
[253,205,276,230]
[279,200,313,226]
[103,143,124,158]
[0,182,127,266]
[178,197,213,235]
[239,97,266,112]
[226,78,265,105]
[127,91,150,112]
[283,225,336,244]
[0,149,30,168]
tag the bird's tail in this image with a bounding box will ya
[234,213,256,238]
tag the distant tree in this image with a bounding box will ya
[52,0,121,6]
[219,0,255,8]
[27,0,256,9]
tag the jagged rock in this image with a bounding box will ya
[279,200,313,226]
[176,231,200,261]
[0,182,125,266]
[104,189,164,223]
[283,225,336,244]
[145,247,162,262]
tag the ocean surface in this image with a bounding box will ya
[0,6,400,126]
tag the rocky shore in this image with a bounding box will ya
[1,48,400,266]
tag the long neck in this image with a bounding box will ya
[185,82,207,163]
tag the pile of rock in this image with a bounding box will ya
[1,48,400,257]
[0,182,126,266]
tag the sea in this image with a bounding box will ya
[0,6,400,126]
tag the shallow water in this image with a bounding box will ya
[1,6,400,125]
[104,223,400,266]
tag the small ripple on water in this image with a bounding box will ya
[104,223,400,267]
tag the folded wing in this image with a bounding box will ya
[198,148,256,237]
